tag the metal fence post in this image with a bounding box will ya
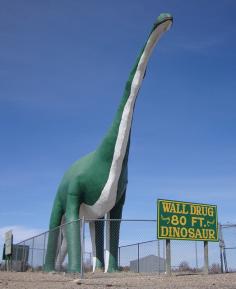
[219,224,228,273]
[43,232,46,268]
[80,217,85,279]
[137,243,140,273]
[220,247,224,273]
[118,247,120,269]
[31,237,35,271]
[58,227,62,272]
[219,224,224,273]
[223,246,228,273]
[15,243,18,270]
[22,241,26,272]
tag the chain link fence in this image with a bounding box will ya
[119,239,220,274]
[220,224,236,272]
[1,220,235,276]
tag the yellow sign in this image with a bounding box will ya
[157,199,218,241]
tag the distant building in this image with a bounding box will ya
[130,254,166,273]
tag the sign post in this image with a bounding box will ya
[157,199,218,274]
[4,230,13,271]
[166,239,171,276]
[204,241,209,274]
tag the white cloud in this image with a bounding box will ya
[175,36,224,54]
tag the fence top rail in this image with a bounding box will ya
[17,231,48,245]
[84,219,157,222]
[15,219,233,245]
[225,247,236,250]
[119,239,158,248]
[15,218,157,245]
[221,224,236,229]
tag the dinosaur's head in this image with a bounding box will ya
[152,13,173,34]
[141,13,172,60]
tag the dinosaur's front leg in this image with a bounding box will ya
[44,197,63,272]
[65,188,82,272]
[89,218,104,272]
[105,192,126,272]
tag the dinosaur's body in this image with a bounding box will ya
[44,13,173,273]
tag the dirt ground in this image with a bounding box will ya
[0,271,236,289]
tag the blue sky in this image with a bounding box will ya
[0,0,236,243]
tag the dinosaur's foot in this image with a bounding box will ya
[67,263,81,273]
[93,267,104,273]
[105,254,119,273]
[106,266,120,273]
[67,268,81,273]
[43,263,55,272]
[93,258,104,273]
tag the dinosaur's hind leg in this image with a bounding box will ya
[65,186,83,272]
[105,192,126,273]
[44,197,64,271]
[89,218,104,272]
[55,215,67,271]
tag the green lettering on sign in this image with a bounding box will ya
[157,199,218,241]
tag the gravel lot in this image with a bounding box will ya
[0,271,236,289]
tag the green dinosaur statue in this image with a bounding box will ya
[44,13,173,273]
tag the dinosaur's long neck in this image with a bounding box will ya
[97,53,142,161]
[97,21,171,164]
